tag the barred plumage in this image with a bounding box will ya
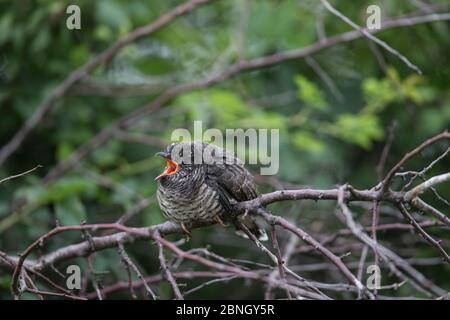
[156,141,267,240]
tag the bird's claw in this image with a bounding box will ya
[214,215,228,227]
[180,223,191,242]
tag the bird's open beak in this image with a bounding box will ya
[155,151,180,180]
[155,151,169,158]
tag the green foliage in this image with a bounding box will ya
[362,67,438,114]
[15,177,97,206]
[332,113,384,149]
[295,75,328,111]
[292,131,326,154]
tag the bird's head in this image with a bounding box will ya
[155,141,204,181]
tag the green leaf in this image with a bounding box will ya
[294,75,327,111]
[334,114,384,149]
[362,77,396,114]
[292,131,325,154]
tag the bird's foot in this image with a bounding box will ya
[214,215,228,227]
[180,223,191,242]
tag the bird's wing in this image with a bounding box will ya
[205,145,258,208]
[204,144,266,240]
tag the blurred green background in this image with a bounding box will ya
[0,0,449,299]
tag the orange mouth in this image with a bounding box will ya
[155,159,180,180]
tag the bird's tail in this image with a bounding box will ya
[234,214,268,241]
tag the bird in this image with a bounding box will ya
[155,141,267,241]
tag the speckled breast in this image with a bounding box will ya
[157,182,224,224]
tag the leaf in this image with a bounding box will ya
[70,45,90,68]
[334,114,384,149]
[179,89,249,126]
[292,131,325,154]
[294,75,327,111]
[14,177,97,206]
[362,77,396,114]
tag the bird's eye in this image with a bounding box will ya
[179,149,183,157]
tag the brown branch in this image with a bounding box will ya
[335,186,445,297]
[399,146,450,191]
[412,198,450,228]
[256,208,368,296]
[151,233,326,299]
[6,129,450,299]
[404,172,450,201]
[84,271,232,299]
[380,131,450,190]
[397,204,450,263]
[11,223,150,296]
[371,123,397,283]
[117,243,157,300]
[155,232,184,300]
[24,288,87,301]
[7,184,445,277]
[269,225,292,300]
[117,245,137,299]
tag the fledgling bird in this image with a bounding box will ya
[155,141,267,241]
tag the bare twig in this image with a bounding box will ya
[117,243,157,300]
[411,198,450,227]
[336,186,445,297]
[380,131,450,190]
[0,165,42,184]
[405,172,450,201]
[397,204,450,263]
[320,0,422,74]
[86,255,104,301]
[257,208,368,296]
[155,232,184,300]
[25,288,87,300]
[269,225,292,300]
[400,147,450,191]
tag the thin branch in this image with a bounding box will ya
[257,208,368,297]
[269,225,292,300]
[0,165,42,185]
[84,272,232,299]
[336,186,445,297]
[412,198,450,227]
[117,243,157,300]
[400,147,450,191]
[405,172,450,201]
[86,255,104,301]
[155,232,184,300]
[320,0,422,74]
[397,204,450,263]
[183,276,237,296]
[25,288,87,300]
[117,244,137,299]
[377,122,397,180]
[380,131,450,190]
[11,223,150,296]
